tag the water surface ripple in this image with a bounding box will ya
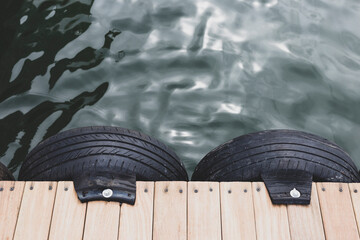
[1,0,360,177]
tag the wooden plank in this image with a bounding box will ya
[48,181,86,240]
[153,181,187,240]
[188,182,221,240]
[13,182,57,240]
[349,183,360,234]
[83,201,120,240]
[287,183,325,240]
[0,181,25,240]
[220,182,256,240]
[252,182,291,240]
[317,182,359,240]
[119,182,154,240]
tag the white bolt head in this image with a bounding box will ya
[290,188,301,198]
[102,188,113,198]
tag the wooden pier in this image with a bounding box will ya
[1,181,360,240]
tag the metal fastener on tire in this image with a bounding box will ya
[290,188,301,198]
[102,189,113,198]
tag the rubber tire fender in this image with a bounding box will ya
[191,129,360,182]
[19,126,188,181]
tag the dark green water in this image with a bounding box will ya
[1,0,360,178]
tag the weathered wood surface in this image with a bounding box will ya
[317,182,359,240]
[153,181,187,240]
[253,182,291,240]
[48,181,86,240]
[1,181,360,240]
[287,183,325,240]
[188,182,222,240]
[220,182,256,240]
[0,181,25,240]
[13,182,57,240]
[83,201,120,240]
[349,183,360,233]
[119,182,154,240]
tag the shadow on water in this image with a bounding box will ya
[0,0,94,101]
[0,82,109,172]
[49,30,124,89]
[0,0,117,173]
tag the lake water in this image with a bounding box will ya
[1,0,360,178]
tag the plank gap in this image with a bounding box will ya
[119,182,154,240]
[252,182,291,240]
[287,183,325,240]
[317,182,359,240]
[13,182,58,240]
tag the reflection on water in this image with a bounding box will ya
[1,0,360,177]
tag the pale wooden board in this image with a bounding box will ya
[48,181,86,240]
[317,182,359,240]
[83,201,120,240]
[153,181,187,240]
[220,182,256,240]
[252,182,291,240]
[287,183,325,240]
[13,182,57,240]
[349,183,360,234]
[119,182,154,240]
[0,181,25,240]
[188,182,222,240]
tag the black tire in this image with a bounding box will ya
[192,129,360,182]
[0,162,14,180]
[19,126,188,181]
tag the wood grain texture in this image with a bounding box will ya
[252,182,291,240]
[287,183,325,240]
[13,182,57,240]
[220,182,256,240]
[48,181,86,240]
[349,183,360,234]
[188,182,221,240]
[0,181,25,240]
[83,200,120,240]
[317,182,359,240]
[119,182,154,240]
[153,181,187,240]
